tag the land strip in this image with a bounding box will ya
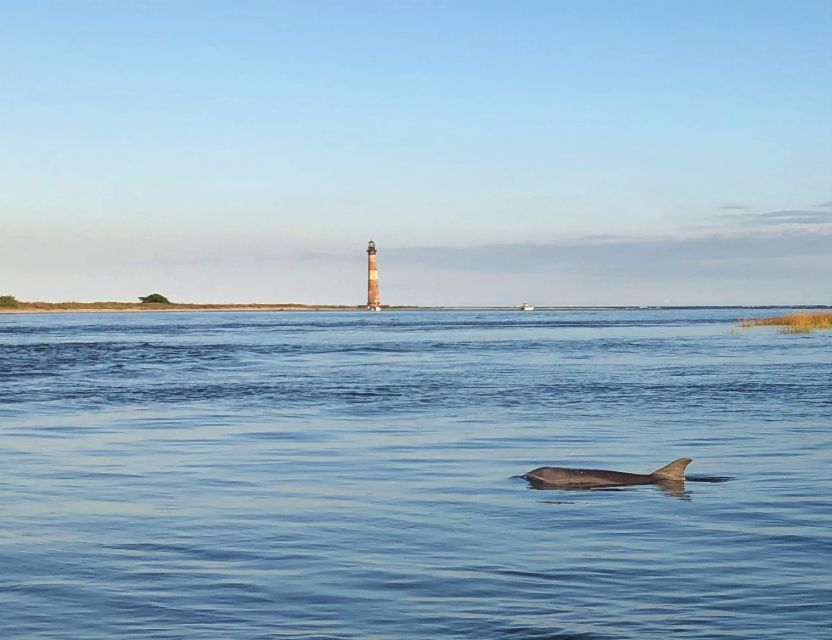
[0,301,366,313]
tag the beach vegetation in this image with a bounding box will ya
[739,311,832,333]
[0,295,19,308]
[139,293,171,304]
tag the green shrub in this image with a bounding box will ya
[0,295,19,308]
[138,293,171,304]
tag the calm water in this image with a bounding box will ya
[1,309,830,639]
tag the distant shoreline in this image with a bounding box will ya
[1,302,828,314]
[0,303,365,314]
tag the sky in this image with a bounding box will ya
[1,0,830,305]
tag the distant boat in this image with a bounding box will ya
[520,303,535,311]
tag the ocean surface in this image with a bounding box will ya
[1,308,830,639]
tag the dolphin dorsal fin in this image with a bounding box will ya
[652,458,692,481]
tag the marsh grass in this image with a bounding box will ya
[739,311,832,333]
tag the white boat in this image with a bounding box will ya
[520,303,534,311]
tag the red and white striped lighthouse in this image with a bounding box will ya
[367,240,381,311]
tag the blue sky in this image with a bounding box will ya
[2,0,830,305]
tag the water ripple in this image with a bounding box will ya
[0,309,830,639]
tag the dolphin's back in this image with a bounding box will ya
[524,466,653,487]
[524,458,692,488]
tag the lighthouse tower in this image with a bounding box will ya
[367,240,381,311]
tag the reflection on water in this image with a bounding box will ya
[0,308,830,639]
[524,478,690,499]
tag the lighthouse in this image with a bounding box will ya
[367,240,381,311]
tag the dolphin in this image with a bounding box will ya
[523,458,692,490]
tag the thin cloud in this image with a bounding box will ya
[392,227,832,277]
[718,203,750,210]
[814,201,832,209]
[728,209,832,227]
